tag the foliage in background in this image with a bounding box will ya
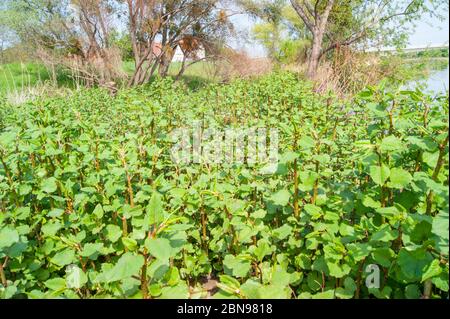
[399,48,450,60]
[0,0,236,88]
[110,32,134,62]
[381,54,449,87]
[239,0,309,62]
[290,0,449,78]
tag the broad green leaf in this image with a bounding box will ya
[280,151,299,164]
[375,206,400,220]
[432,211,449,255]
[347,243,372,262]
[80,243,104,260]
[0,227,19,250]
[102,252,144,283]
[164,267,181,286]
[66,265,88,289]
[271,265,291,287]
[380,136,405,152]
[270,189,291,206]
[14,207,31,220]
[362,196,381,209]
[217,275,241,294]
[41,221,62,237]
[371,248,395,268]
[122,237,138,251]
[145,238,176,261]
[304,204,322,219]
[368,286,392,299]
[366,102,386,116]
[423,151,439,168]
[0,131,16,149]
[327,261,351,278]
[92,204,104,219]
[298,136,315,149]
[421,259,442,283]
[298,171,319,191]
[312,290,335,299]
[159,282,189,299]
[41,177,58,194]
[254,242,271,262]
[19,184,32,196]
[272,224,293,240]
[336,277,356,299]
[105,224,122,243]
[388,168,412,189]
[0,285,18,299]
[405,284,421,299]
[369,165,390,186]
[241,280,291,299]
[44,278,66,291]
[145,193,164,227]
[223,255,251,278]
[370,225,399,242]
[432,272,449,292]
[240,280,263,298]
[398,248,433,282]
[252,209,267,219]
[50,249,75,267]
[339,223,355,236]
[47,208,64,218]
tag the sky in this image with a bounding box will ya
[409,14,449,47]
[230,9,450,58]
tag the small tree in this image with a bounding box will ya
[2,0,125,86]
[123,0,234,86]
[289,0,448,78]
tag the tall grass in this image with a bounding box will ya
[0,63,47,93]
[0,63,74,104]
[122,60,219,89]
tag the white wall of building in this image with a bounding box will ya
[171,46,206,63]
[172,46,185,62]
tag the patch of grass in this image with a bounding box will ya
[0,62,77,94]
[122,60,218,89]
[0,63,50,93]
[0,60,216,95]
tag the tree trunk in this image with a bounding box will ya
[51,63,57,85]
[290,0,335,79]
[0,40,4,64]
[158,47,176,77]
[175,54,188,81]
[307,29,325,79]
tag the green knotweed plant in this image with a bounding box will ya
[0,73,448,299]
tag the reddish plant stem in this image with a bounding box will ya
[0,257,8,287]
[426,134,449,215]
[141,252,149,299]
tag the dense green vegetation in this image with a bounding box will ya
[399,48,449,60]
[0,73,448,299]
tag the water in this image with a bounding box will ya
[405,65,449,94]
